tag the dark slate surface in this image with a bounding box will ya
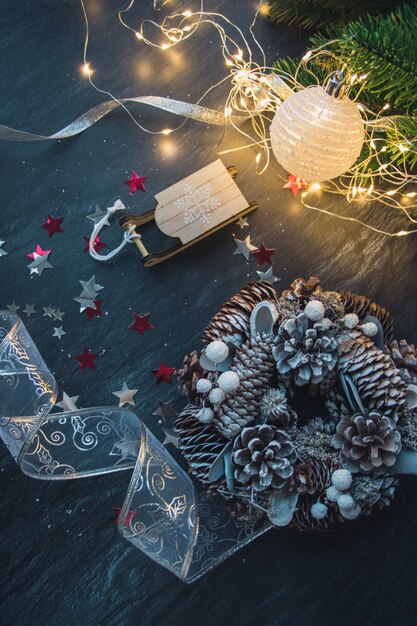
[1,1,417,625]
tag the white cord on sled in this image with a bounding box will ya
[88,199,142,261]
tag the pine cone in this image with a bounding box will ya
[282,276,321,300]
[177,351,206,402]
[232,424,295,492]
[294,456,339,495]
[398,412,417,450]
[174,405,229,485]
[202,281,279,344]
[291,495,343,531]
[351,475,398,515]
[337,330,407,418]
[389,339,417,385]
[273,313,338,387]
[332,410,402,474]
[313,290,345,322]
[339,291,394,343]
[215,333,276,439]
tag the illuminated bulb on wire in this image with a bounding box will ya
[386,190,396,196]
[183,10,192,17]
[406,192,416,198]
[309,183,321,191]
[82,63,92,76]
[135,32,143,41]
[399,143,409,153]
[161,43,170,50]
[383,103,390,110]
[255,153,261,164]
[225,59,233,67]
[162,129,172,135]
[302,51,312,61]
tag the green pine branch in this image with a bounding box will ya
[268,0,404,30]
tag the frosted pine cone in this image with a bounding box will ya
[332,410,402,474]
[215,333,276,439]
[177,351,206,402]
[338,291,394,343]
[294,457,339,495]
[351,475,398,515]
[232,424,295,492]
[389,339,417,385]
[273,313,338,386]
[202,281,279,344]
[337,330,406,419]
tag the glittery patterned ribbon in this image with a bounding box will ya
[0,312,271,581]
[0,97,234,142]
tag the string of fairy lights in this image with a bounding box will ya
[79,0,417,237]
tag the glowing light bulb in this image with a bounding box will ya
[302,51,312,61]
[225,59,233,67]
[162,129,172,135]
[406,192,416,198]
[161,43,170,50]
[135,32,143,40]
[82,63,92,76]
[183,10,192,17]
[255,153,261,164]
[386,189,396,196]
[309,183,321,191]
[383,103,390,110]
[399,143,409,153]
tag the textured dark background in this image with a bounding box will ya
[1,1,417,625]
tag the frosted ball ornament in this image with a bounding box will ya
[269,74,365,182]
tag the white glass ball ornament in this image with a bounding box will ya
[205,340,229,364]
[270,86,365,182]
[218,371,240,393]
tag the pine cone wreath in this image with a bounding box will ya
[174,406,229,485]
[273,313,338,386]
[202,281,279,345]
[332,410,402,474]
[337,330,407,418]
[232,424,296,492]
[294,456,339,496]
[215,333,276,439]
[339,291,394,343]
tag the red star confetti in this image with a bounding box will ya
[251,242,275,267]
[113,507,137,527]
[152,361,176,385]
[129,312,154,336]
[86,300,103,320]
[283,174,308,197]
[41,214,64,238]
[124,170,147,195]
[74,347,98,372]
[84,236,107,253]
[26,244,52,259]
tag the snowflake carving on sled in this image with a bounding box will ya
[176,183,221,225]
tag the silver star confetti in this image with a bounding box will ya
[112,382,138,407]
[162,428,179,448]
[256,266,281,284]
[43,305,56,318]
[56,392,80,411]
[237,216,249,229]
[23,304,36,317]
[28,251,53,276]
[7,302,19,313]
[73,296,97,312]
[152,401,177,424]
[52,326,66,340]
[87,205,110,226]
[233,235,257,260]
[74,275,104,312]
[53,308,65,321]
[0,240,7,257]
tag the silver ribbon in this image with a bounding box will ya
[0,312,271,581]
[0,96,234,142]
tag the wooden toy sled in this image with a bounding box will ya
[119,159,258,267]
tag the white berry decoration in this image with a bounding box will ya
[337,494,355,511]
[339,503,361,520]
[218,371,240,393]
[361,322,378,337]
[196,378,213,394]
[325,485,341,503]
[311,502,328,520]
[205,340,229,364]
[209,387,225,406]
[343,313,359,329]
[304,300,325,322]
[331,469,352,491]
